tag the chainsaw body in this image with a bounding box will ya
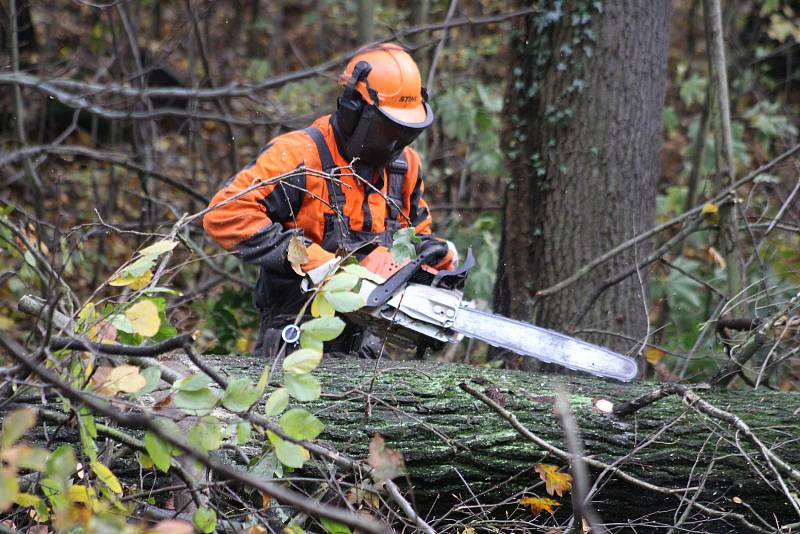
[348,246,639,381]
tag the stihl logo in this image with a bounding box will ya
[399,96,418,103]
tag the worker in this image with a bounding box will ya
[203,44,454,356]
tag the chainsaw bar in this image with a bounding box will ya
[452,307,639,381]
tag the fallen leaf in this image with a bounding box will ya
[287,236,309,276]
[261,493,271,511]
[519,495,560,515]
[247,526,268,534]
[706,245,726,270]
[125,300,161,337]
[582,517,592,533]
[367,434,405,486]
[88,321,117,344]
[103,365,146,395]
[701,202,719,215]
[151,519,192,534]
[534,464,573,497]
[644,346,666,365]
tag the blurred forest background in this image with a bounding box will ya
[1,0,799,385]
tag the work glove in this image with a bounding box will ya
[415,237,451,268]
[300,256,341,292]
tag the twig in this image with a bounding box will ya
[48,333,193,356]
[614,383,800,485]
[1,337,387,534]
[534,143,800,298]
[459,382,775,534]
[554,387,607,534]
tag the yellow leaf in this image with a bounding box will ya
[104,365,146,395]
[644,346,666,365]
[139,239,178,256]
[701,202,719,215]
[534,464,573,497]
[519,495,561,515]
[14,492,40,507]
[125,300,161,337]
[247,526,268,534]
[67,484,95,503]
[287,235,309,276]
[236,337,250,353]
[109,269,153,289]
[90,460,122,494]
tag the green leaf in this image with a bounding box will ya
[279,408,324,441]
[284,373,321,402]
[300,316,345,341]
[188,417,223,455]
[236,421,252,445]
[174,373,212,392]
[15,447,49,471]
[44,445,76,483]
[144,432,172,473]
[324,291,364,313]
[173,387,219,416]
[300,331,323,352]
[90,460,122,494]
[342,263,384,283]
[264,388,290,416]
[390,242,416,263]
[2,408,37,449]
[322,273,358,292]
[139,239,178,257]
[267,430,309,469]
[221,378,262,413]
[321,517,353,534]
[110,313,136,334]
[192,506,217,534]
[283,348,323,374]
[130,366,161,399]
[122,254,158,278]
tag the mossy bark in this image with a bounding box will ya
[208,356,800,527]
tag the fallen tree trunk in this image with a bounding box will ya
[208,355,800,531]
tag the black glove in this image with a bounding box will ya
[415,237,449,267]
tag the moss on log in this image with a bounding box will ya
[207,355,800,528]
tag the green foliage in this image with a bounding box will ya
[390,227,420,262]
[193,507,217,534]
[203,287,260,355]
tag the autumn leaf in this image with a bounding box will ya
[644,346,666,365]
[534,464,573,497]
[367,434,405,486]
[701,202,719,215]
[106,365,146,395]
[151,519,193,534]
[125,299,161,337]
[287,235,309,276]
[519,495,561,515]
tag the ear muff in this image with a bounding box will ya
[337,61,373,136]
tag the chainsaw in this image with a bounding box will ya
[346,245,639,382]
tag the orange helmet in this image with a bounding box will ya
[340,44,431,126]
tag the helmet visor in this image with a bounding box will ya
[347,102,433,167]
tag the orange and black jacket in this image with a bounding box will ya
[203,115,445,311]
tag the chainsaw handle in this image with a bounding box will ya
[365,246,439,307]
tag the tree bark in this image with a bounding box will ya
[494,1,671,356]
[207,356,800,529]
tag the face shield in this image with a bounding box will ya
[345,100,434,169]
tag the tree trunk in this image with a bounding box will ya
[494,1,670,356]
[207,356,800,529]
[357,0,375,45]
